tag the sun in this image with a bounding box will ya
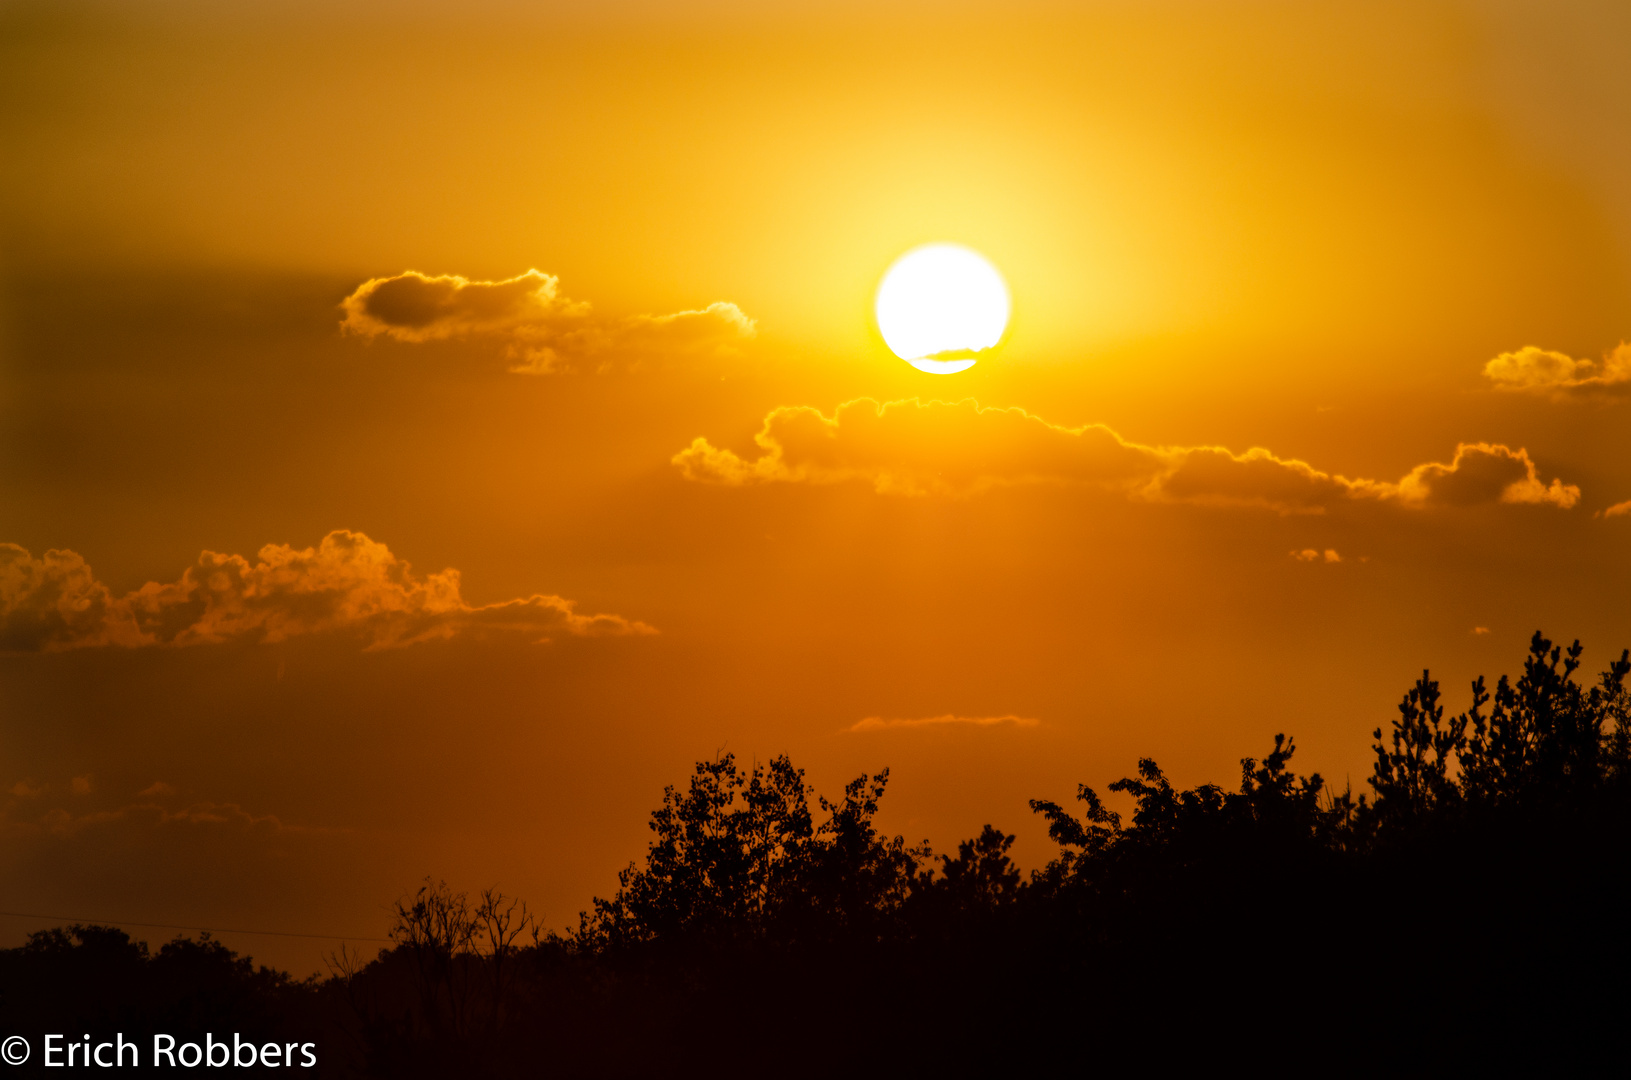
[875,244,1010,374]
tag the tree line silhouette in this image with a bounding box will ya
[4,632,1628,1075]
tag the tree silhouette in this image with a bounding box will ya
[934,824,1022,911]
[1361,632,1631,836]
[576,753,815,949]
[8,630,1631,1075]
[578,753,925,952]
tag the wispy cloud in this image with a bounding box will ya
[675,398,1580,512]
[1599,499,1631,519]
[0,530,654,653]
[7,800,326,840]
[340,269,755,374]
[1291,548,1342,563]
[846,714,1041,733]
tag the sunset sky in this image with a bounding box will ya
[4,0,1630,972]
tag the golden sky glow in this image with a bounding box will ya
[2,0,1630,972]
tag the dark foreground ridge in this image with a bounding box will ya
[4,631,1629,1075]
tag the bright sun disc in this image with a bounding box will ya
[875,244,1010,374]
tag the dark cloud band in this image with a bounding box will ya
[340,269,754,374]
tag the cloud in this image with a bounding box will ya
[1291,549,1342,563]
[1600,500,1631,519]
[70,776,92,796]
[340,268,572,342]
[7,799,315,840]
[137,782,176,798]
[1482,343,1631,398]
[674,398,1580,512]
[846,714,1040,733]
[10,780,45,799]
[1472,627,1492,635]
[340,269,755,374]
[0,529,654,653]
[1392,442,1579,509]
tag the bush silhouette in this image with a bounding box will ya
[6,630,1631,1075]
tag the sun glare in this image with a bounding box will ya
[875,244,1010,374]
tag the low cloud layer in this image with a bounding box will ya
[0,530,654,653]
[673,398,1580,512]
[340,269,755,373]
[5,799,301,840]
[846,714,1040,733]
[1483,344,1631,398]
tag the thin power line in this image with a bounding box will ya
[0,909,389,943]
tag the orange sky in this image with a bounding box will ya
[3,0,1630,973]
